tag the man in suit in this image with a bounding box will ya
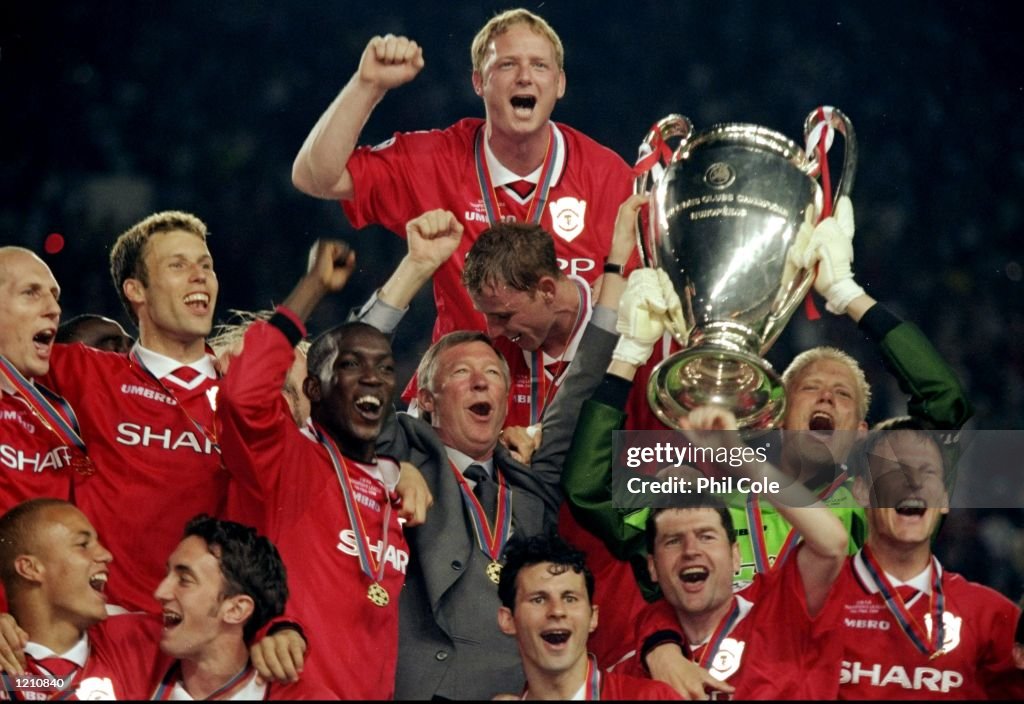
[352,206,631,698]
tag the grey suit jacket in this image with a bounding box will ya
[375,321,617,700]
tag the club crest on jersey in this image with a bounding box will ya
[709,637,744,681]
[75,677,115,700]
[548,197,586,242]
[924,611,962,654]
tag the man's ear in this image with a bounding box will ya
[497,606,516,637]
[556,70,566,99]
[588,604,599,635]
[646,553,658,585]
[123,278,145,306]
[14,554,43,584]
[303,376,322,404]
[852,475,871,508]
[472,70,484,97]
[536,276,558,304]
[417,387,436,415]
[221,594,255,628]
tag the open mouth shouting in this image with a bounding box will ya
[540,629,571,648]
[32,327,56,355]
[162,609,183,630]
[468,401,494,421]
[510,94,537,119]
[678,566,710,591]
[89,572,108,597]
[808,411,835,436]
[894,497,927,517]
[183,292,211,314]
[355,394,384,421]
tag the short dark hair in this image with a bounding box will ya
[0,498,72,586]
[498,533,594,611]
[851,416,951,484]
[109,210,208,325]
[644,494,737,554]
[306,321,389,386]
[183,515,288,642]
[461,222,562,296]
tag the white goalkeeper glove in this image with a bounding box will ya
[800,195,865,314]
[613,269,668,367]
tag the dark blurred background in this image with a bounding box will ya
[2,1,1021,597]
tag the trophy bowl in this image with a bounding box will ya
[636,108,856,435]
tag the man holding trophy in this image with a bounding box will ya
[558,108,972,698]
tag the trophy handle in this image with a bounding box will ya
[803,106,857,209]
[633,114,694,267]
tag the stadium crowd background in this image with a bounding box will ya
[2,1,1022,597]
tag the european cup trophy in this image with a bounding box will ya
[635,107,856,435]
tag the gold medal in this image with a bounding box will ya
[367,582,390,607]
[486,560,502,585]
[70,454,96,477]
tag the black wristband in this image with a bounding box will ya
[640,629,685,673]
[603,261,626,276]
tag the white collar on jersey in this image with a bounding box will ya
[484,121,567,188]
[131,342,216,384]
[853,549,941,597]
[25,633,90,668]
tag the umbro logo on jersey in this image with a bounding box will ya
[121,384,177,406]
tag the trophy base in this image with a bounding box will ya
[647,346,785,436]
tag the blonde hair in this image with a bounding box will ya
[471,8,564,73]
[782,346,871,420]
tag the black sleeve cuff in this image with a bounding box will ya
[858,302,903,342]
[592,374,634,407]
[269,311,304,348]
[640,630,685,672]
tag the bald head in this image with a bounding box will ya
[0,247,61,377]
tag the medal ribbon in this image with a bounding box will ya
[528,279,587,424]
[152,662,253,700]
[315,424,391,590]
[128,349,222,457]
[474,123,559,226]
[859,545,945,658]
[692,598,741,671]
[745,470,848,573]
[451,460,512,563]
[584,653,601,700]
[0,355,91,471]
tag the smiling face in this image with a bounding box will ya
[471,279,557,352]
[153,535,239,661]
[31,504,112,630]
[647,509,739,633]
[859,431,949,548]
[472,23,566,143]
[306,326,395,462]
[0,248,61,378]
[417,340,509,461]
[498,562,597,682]
[782,359,868,475]
[124,230,218,357]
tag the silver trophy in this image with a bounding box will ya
[635,108,856,434]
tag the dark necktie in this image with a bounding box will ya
[506,179,535,199]
[464,464,497,523]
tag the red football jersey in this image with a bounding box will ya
[601,669,683,700]
[343,118,634,342]
[0,387,74,509]
[627,544,843,699]
[836,551,1024,700]
[218,314,408,700]
[41,344,229,614]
